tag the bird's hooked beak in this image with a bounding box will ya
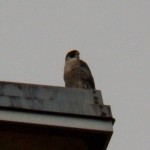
[75,51,80,59]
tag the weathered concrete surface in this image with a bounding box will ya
[0,81,113,119]
[0,81,115,150]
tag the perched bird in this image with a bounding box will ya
[64,50,95,89]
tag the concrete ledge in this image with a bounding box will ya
[0,81,115,150]
[0,109,113,132]
[0,81,113,119]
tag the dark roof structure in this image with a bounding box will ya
[0,81,115,150]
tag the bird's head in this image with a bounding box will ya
[65,50,80,61]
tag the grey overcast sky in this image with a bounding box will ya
[0,0,150,149]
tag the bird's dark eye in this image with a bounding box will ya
[70,53,75,58]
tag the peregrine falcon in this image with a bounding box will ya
[64,50,95,89]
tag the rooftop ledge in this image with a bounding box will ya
[0,81,115,150]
